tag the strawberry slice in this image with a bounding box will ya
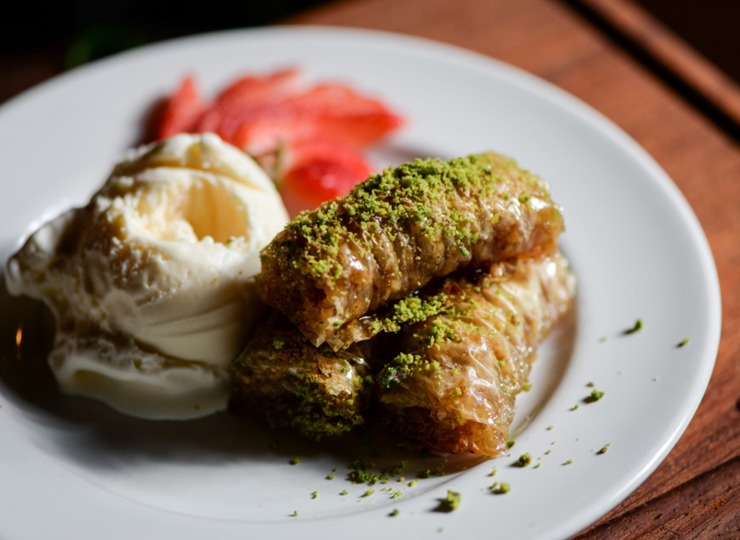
[157,75,207,139]
[280,139,372,217]
[201,80,403,152]
[214,68,301,109]
[196,68,302,134]
[231,111,401,156]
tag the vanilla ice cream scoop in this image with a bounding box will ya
[5,133,289,419]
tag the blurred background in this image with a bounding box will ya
[2,1,738,88]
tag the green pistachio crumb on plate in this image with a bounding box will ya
[489,482,511,494]
[516,453,532,467]
[435,490,461,512]
[597,443,611,455]
[289,456,300,465]
[585,389,605,403]
[624,318,643,335]
[677,338,690,348]
[389,509,400,517]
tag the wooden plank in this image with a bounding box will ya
[576,456,740,538]
[573,0,740,136]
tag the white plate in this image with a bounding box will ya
[0,26,721,540]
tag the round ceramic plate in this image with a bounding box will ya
[0,27,721,540]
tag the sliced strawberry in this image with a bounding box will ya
[157,75,207,139]
[198,78,403,151]
[196,68,303,134]
[229,106,403,156]
[289,83,402,123]
[280,139,372,216]
[214,67,301,109]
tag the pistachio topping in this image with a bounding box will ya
[624,319,643,335]
[435,490,462,512]
[489,482,511,494]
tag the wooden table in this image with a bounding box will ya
[1,0,737,537]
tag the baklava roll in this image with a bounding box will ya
[257,152,564,348]
[376,251,576,456]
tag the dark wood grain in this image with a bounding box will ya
[576,456,740,539]
[285,0,740,537]
[574,0,740,135]
[1,0,737,537]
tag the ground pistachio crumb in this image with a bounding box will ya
[340,490,349,496]
[362,489,375,497]
[517,453,532,467]
[347,459,373,483]
[291,510,298,517]
[487,468,498,477]
[570,403,580,411]
[506,439,516,449]
[435,490,461,512]
[585,389,605,403]
[389,508,400,517]
[624,319,643,335]
[677,338,690,348]
[597,443,611,455]
[310,491,318,499]
[326,473,334,480]
[289,456,300,465]
[417,466,445,479]
[563,459,573,466]
[489,482,511,494]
